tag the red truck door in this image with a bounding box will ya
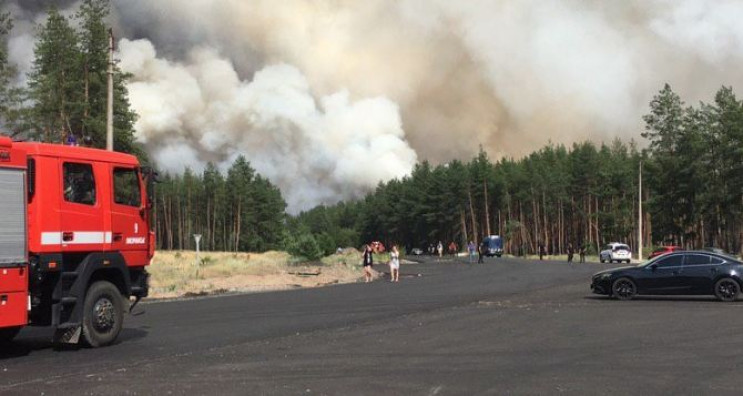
[59,161,106,253]
[110,166,148,266]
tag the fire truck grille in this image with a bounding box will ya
[0,168,26,265]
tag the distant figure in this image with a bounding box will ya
[389,245,400,282]
[448,241,458,256]
[468,241,476,263]
[539,242,545,261]
[362,244,374,283]
[478,241,485,263]
[579,244,586,263]
[567,243,574,263]
[437,241,443,258]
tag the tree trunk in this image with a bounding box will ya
[542,191,548,253]
[460,209,468,247]
[83,62,89,136]
[594,195,600,247]
[235,200,241,252]
[532,195,539,251]
[468,188,478,244]
[483,181,491,236]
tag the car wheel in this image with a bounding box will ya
[612,277,636,301]
[82,281,124,347]
[600,256,605,263]
[714,278,740,302]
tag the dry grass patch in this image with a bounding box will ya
[148,250,367,299]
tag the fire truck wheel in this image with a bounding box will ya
[82,281,124,348]
[0,326,21,344]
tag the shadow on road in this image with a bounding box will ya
[0,327,149,360]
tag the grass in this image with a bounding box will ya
[148,250,367,299]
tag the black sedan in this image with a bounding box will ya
[591,251,743,301]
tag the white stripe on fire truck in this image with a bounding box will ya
[40,232,114,245]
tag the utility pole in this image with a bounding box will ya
[638,160,643,261]
[106,28,114,151]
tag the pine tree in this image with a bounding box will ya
[642,84,686,244]
[27,6,82,143]
[0,3,12,125]
[76,0,140,155]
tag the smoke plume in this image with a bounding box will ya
[4,0,743,212]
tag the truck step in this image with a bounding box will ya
[60,296,77,305]
[55,322,81,330]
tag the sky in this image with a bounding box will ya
[4,0,743,212]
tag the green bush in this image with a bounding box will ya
[287,233,323,261]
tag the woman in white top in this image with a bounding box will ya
[389,245,400,282]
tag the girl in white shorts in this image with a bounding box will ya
[389,245,400,282]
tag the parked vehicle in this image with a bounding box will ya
[481,235,504,257]
[0,138,154,347]
[590,251,743,301]
[648,245,682,259]
[600,243,632,263]
[410,247,423,255]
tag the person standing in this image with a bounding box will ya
[478,241,485,263]
[538,242,545,261]
[389,245,400,282]
[468,241,476,263]
[579,244,586,263]
[362,244,374,283]
[437,241,443,259]
[448,241,457,256]
[567,243,574,263]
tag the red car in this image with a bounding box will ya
[648,246,682,259]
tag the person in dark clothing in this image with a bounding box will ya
[579,244,586,263]
[362,244,374,283]
[538,242,545,261]
[478,242,485,263]
[567,243,574,263]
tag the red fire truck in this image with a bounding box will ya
[0,136,153,347]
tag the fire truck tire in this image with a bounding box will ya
[82,281,124,348]
[0,326,21,344]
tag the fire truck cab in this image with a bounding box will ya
[0,138,153,347]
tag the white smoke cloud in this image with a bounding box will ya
[118,39,417,211]
[5,0,743,212]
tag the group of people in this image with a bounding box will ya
[467,240,488,263]
[538,242,586,263]
[362,243,400,283]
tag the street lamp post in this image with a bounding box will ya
[638,161,643,261]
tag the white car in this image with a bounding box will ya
[600,243,632,263]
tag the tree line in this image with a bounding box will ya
[295,85,743,257]
[154,158,287,254]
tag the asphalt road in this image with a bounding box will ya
[2,255,743,395]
